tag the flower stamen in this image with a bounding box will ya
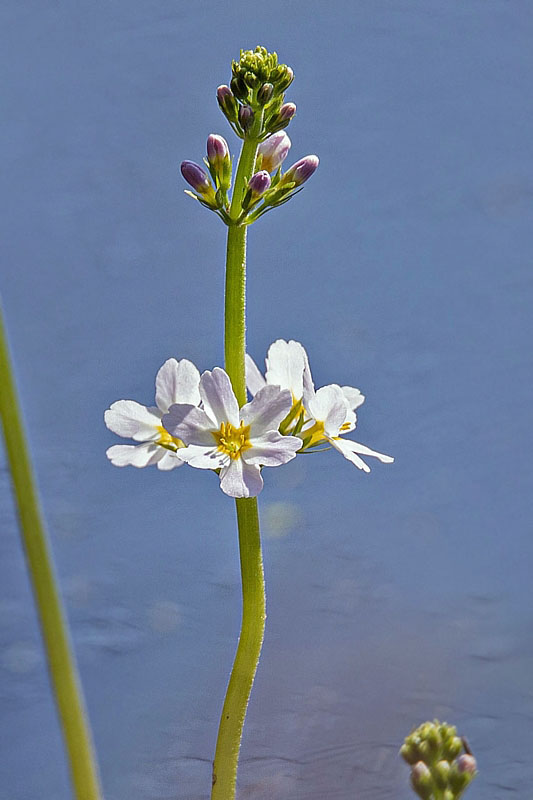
[213,421,252,460]
[157,426,184,452]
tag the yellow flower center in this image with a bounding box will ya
[301,420,325,448]
[212,421,252,460]
[157,426,184,451]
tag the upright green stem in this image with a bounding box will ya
[0,307,103,800]
[212,123,266,799]
[211,497,265,798]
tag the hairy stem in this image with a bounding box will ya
[0,306,103,800]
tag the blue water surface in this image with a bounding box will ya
[1,2,532,798]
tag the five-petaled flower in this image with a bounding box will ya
[246,339,394,472]
[104,358,201,470]
[162,367,301,498]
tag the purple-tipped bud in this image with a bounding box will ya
[180,160,211,194]
[216,85,238,123]
[283,155,319,186]
[456,754,477,775]
[257,131,291,173]
[248,170,271,199]
[207,134,230,166]
[238,105,254,133]
[279,102,296,122]
[216,85,233,105]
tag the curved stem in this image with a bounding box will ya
[212,121,266,799]
[211,497,265,799]
[0,306,103,800]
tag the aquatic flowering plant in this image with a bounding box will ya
[0,45,478,800]
[103,45,393,798]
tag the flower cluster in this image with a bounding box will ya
[181,131,318,224]
[220,46,296,139]
[246,339,393,472]
[401,720,477,800]
[105,341,393,497]
[180,45,318,225]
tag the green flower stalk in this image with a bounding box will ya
[106,43,392,799]
[0,306,103,800]
[401,720,478,800]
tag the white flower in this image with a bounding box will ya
[162,367,301,498]
[246,339,393,473]
[104,358,201,470]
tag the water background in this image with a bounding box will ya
[1,2,532,798]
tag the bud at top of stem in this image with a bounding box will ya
[455,754,477,776]
[257,131,291,173]
[230,46,294,113]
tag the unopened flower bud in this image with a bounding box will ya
[279,102,296,121]
[444,736,463,761]
[244,70,261,89]
[207,134,230,167]
[456,754,477,776]
[180,160,211,194]
[257,82,274,105]
[216,85,238,123]
[230,75,248,102]
[275,66,294,92]
[411,762,433,800]
[238,105,254,133]
[449,754,477,795]
[257,132,291,173]
[282,155,319,186]
[434,759,451,789]
[248,170,271,199]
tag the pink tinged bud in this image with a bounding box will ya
[207,134,229,165]
[248,170,271,198]
[257,131,291,173]
[216,85,233,104]
[456,754,477,775]
[284,155,319,186]
[279,102,296,121]
[180,160,211,193]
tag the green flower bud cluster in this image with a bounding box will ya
[218,46,295,140]
[401,720,477,800]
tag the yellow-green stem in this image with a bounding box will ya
[212,121,266,799]
[0,306,103,800]
[211,497,265,799]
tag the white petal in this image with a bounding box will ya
[104,401,161,441]
[307,385,347,437]
[243,431,301,466]
[302,345,316,407]
[265,339,307,399]
[163,404,215,445]
[200,368,239,427]
[155,358,201,412]
[177,444,228,470]
[330,437,394,471]
[245,354,267,397]
[342,385,365,410]
[106,443,162,467]
[156,450,185,471]
[219,458,264,498]
[240,385,292,435]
